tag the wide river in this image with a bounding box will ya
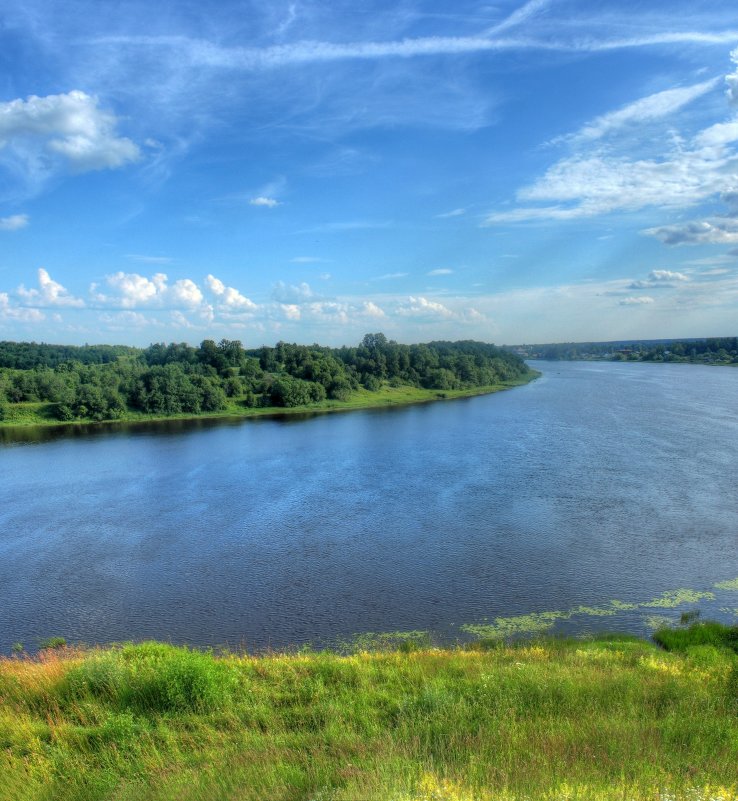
[1,361,737,653]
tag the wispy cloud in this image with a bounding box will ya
[486,52,738,224]
[91,28,738,71]
[557,78,720,144]
[0,214,29,231]
[427,268,454,276]
[125,254,173,264]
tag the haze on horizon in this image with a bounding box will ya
[1,0,738,347]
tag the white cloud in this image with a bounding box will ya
[427,268,453,276]
[17,268,85,307]
[280,304,301,320]
[0,91,140,172]
[98,310,152,328]
[125,254,173,264]
[436,208,466,218]
[0,214,29,231]
[628,269,689,289]
[97,29,738,73]
[249,196,280,208]
[727,48,738,105]
[397,295,454,319]
[376,272,408,280]
[272,280,313,303]
[0,291,45,321]
[92,271,166,307]
[205,274,258,311]
[561,79,719,144]
[360,301,385,318]
[649,269,688,282]
[487,145,738,222]
[168,278,204,307]
[92,271,205,309]
[619,296,655,305]
[486,52,738,224]
[644,218,738,245]
[291,256,326,263]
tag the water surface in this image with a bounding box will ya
[1,362,737,652]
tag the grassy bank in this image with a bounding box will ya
[0,372,539,429]
[2,628,737,800]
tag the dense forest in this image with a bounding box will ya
[513,337,738,364]
[0,334,531,422]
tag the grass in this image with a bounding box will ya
[1,633,737,800]
[0,373,539,430]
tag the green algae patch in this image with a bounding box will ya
[643,589,716,608]
[715,578,738,591]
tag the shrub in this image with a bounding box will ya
[653,621,738,654]
[39,636,67,650]
[63,642,237,713]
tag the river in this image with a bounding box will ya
[1,361,737,653]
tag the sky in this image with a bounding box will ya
[1,0,738,347]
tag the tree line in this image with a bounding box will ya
[0,334,530,422]
[516,337,738,364]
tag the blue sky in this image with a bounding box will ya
[1,0,738,347]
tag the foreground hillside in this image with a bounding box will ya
[2,629,737,801]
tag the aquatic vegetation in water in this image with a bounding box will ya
[461,588,724,641]
[715,578,738,591]
[644,615,676,631]
[643,589,716,608]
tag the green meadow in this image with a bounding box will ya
[2,621,738,801]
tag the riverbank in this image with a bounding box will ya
[0,371,539,430]
[1,629,737,801]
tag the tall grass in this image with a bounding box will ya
[1,636,737,800]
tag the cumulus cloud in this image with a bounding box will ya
[0,214,29,231]
[17,268,85,307]
[650,269,688,282]
[361,301,385,318]
[0,91,140,172]
[205,274,258,312]
[619,296,655,305]
[397,295,454,318]
[168,278,204,307]
[280,304,301,320]
[92,272,205,309]
[249,196,280,207]
[628,269,689,290]
[272,280,313,303]
[277,297,385,324]
[0,291,45,321]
